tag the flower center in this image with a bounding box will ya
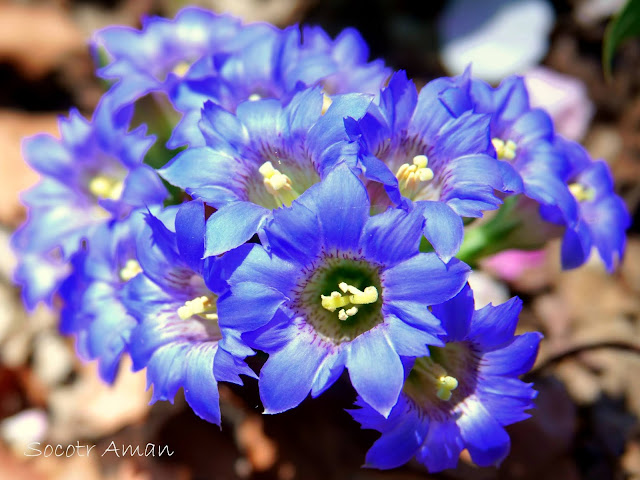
[569,182,595,202]
[395,154,434,199]
[177,295,219,321]
[89,175,124,201]
[403,342,479,416]
[407,357,459,402]
[320,282,378,321]
[492,138,517,160]
[119,259,142,282]
[258,161,301,208]
[172,61,192,77]
[292,256,383,344]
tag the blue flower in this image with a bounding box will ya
[345,71,520,260]
[169,22,389,149]
[217,166,470,417]
[439,71,579,228]
[552,137,630,271]
[58,213,146,383]
[93,8,254,111]
[350,285,541,472]
[11,98,166,308]
[121,202,255,425]
[159,87,372,256]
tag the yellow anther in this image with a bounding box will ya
[412,154,428,169]
[177,295,218,321]
[492,138,517,160]
[89,176,124,200]
[119,259,142,282]
[258,161,298,207]
[248,93,262,102]
[436,375,459,401]
[322,94,333,115]
[321,283,378,320]
[172,61,191,77]
[395,155,434,198]
[569,182,595,202]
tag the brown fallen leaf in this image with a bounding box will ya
[0,4,85,79]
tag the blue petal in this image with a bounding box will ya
[384,254,470,305]
[200,101,249,153]
[561,222,592,270]
[416,420,464,472]
[457,399,511,467]
[385,315,437,357]
[220,243,299,293]
[418,201,464,263]
[259,333,330,414]
[480,332,543,376]
[362,205,424,266]
[183,343,222,424]
[217,282,287,332]
[587,193,631,272]
[263,198,321,263]
[308,94,373,172]
[204,201,268,256]
[478,376,537,426]
[346,329,403,417]
[310,348,347,397]
[305,164,369,251]
[158,147,242,206]
[431,283,474,342]
[468,296,523,350]
[364,406,428,469]
[175,200,205,272]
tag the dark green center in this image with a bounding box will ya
[292,255,383,344]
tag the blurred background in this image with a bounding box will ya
[0,0,639,479]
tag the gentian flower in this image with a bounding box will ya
[169,22,389,148]
[159,87,372,256]
[93,8,259,111]
[217,166,470,416]
[121,202,255,425]
[350,285,542,471]
[11,98,166,308]
[346,71,521,260]
[468,74,579,227]
[58,213,146,383]
[552,137,630,271]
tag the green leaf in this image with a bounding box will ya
[603,0,640,79]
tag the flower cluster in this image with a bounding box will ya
[12,7,629,472]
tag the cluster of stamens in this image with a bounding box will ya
[320,282,378,321]
[395,154,434,198]
[119,259,143,282]
[177,295,218,321]
[258,161,298,207]
[492,138,517,160]
[569,182,595,202]
[89,175,124,201]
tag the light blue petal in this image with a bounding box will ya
[204,201,268,256]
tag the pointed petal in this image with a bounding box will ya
[204,202,268,256]
[458,399,511,467]
[347,329,403,417]
[259,334,329,414]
